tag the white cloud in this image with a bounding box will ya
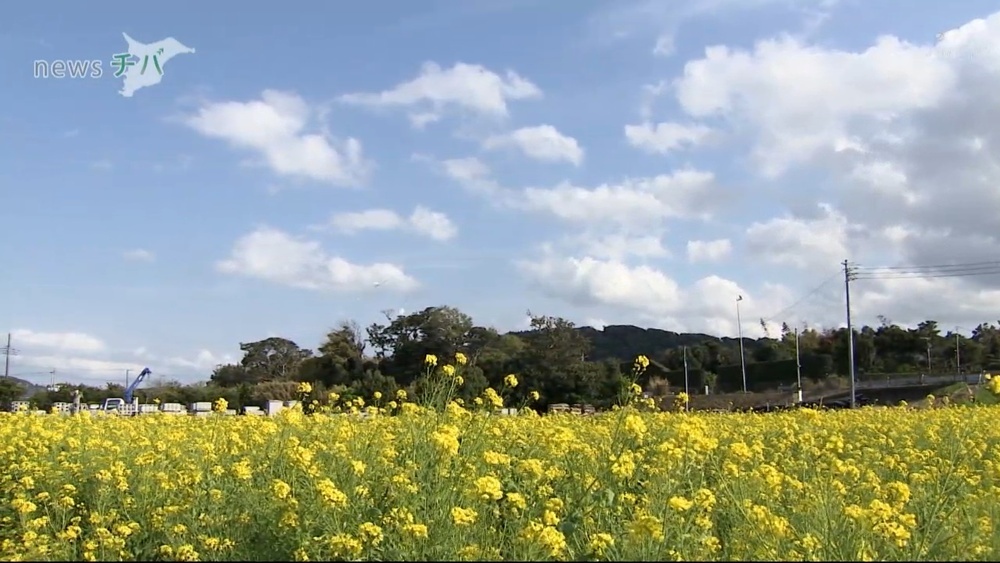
[123,248,155,262]
[577,233,670,261]
[408,207,458,241]
[687,239,732,263]
[15,355,143,380]
[436,158,726,231]
[7,330,234,385]
[625,121,712,154]
[744,204,850,270]
[483,125,584,165]
[409,112,442,129]
[165,350,236,373]
[517,169,723,229]
[688,11,1000,268]
[9,329,106,353]
[328,209,404,233]
[441,156,491,182]
[673,32,955,176]
[180,90,370,186]
[519,255,685,314]
[628,10,1000,334]
[326,206,458,241]
[432,156,724,229]
[340,62,542,123]
[217,226,419,292]
[587,0,840,58]
[638,81,670,120]
[434,156,503,196]
[517,255,791,337]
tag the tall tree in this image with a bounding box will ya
[238,337,313,383]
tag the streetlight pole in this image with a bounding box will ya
[795,327,802,403]
[955,326,961,375]
[683,346,690,409]
[843,260,857,408]
[736,295,747,393]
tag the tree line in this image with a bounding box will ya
[8,307,1000,411]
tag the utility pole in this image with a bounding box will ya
[955,328,961,375]
[926,339,932,374]
[795,327,802,403]
[844,260,857,408]
[683,346,690,410]
[736,295,747,393]
[2,333,17,379]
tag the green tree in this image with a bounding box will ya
[0,378,25,410]
[239,337,313,383]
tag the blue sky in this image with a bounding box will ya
[3,0,1000,385]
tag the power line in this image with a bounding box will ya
[854,259,1000,272]
[853,259,1000,280]
[761,269,842,325]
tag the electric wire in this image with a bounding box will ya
[761,269,842,325]
[852,259,1000,280]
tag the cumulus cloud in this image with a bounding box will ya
[7,329,234,385]
[122,249,155,262]
[434,158,725,231]
[483,125,584,165]
[180,90,370,186]
[216,226,419,292]
[325,206,458,241]
[625,121,713,154]
[340,62,542,124]
[638,10,1000,330]
[516,254,793,337]
[10,329,106,353]
[687,239,732,263]
[744,204,850,270]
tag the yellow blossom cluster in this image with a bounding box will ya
[1,369,1000,560]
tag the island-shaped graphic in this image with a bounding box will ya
[118,33,195,97]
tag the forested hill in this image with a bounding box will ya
[13,307,1000,412]
[526,325,739,363]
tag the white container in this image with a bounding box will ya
[244,406,261,413]
[191,402,212,412]
[283,400,298,408]
[160,402,184,412]
[265,400,284,416]
[139,404,158,413]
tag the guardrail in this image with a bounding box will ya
[855,373,983,390]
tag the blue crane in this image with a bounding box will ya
[124,367,151,404]
[100,367,152,414]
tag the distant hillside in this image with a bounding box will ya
[5,377,47,399]
[575,325,753,361]
[511,324,758,363]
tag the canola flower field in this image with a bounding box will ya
[3,360,1000,561]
